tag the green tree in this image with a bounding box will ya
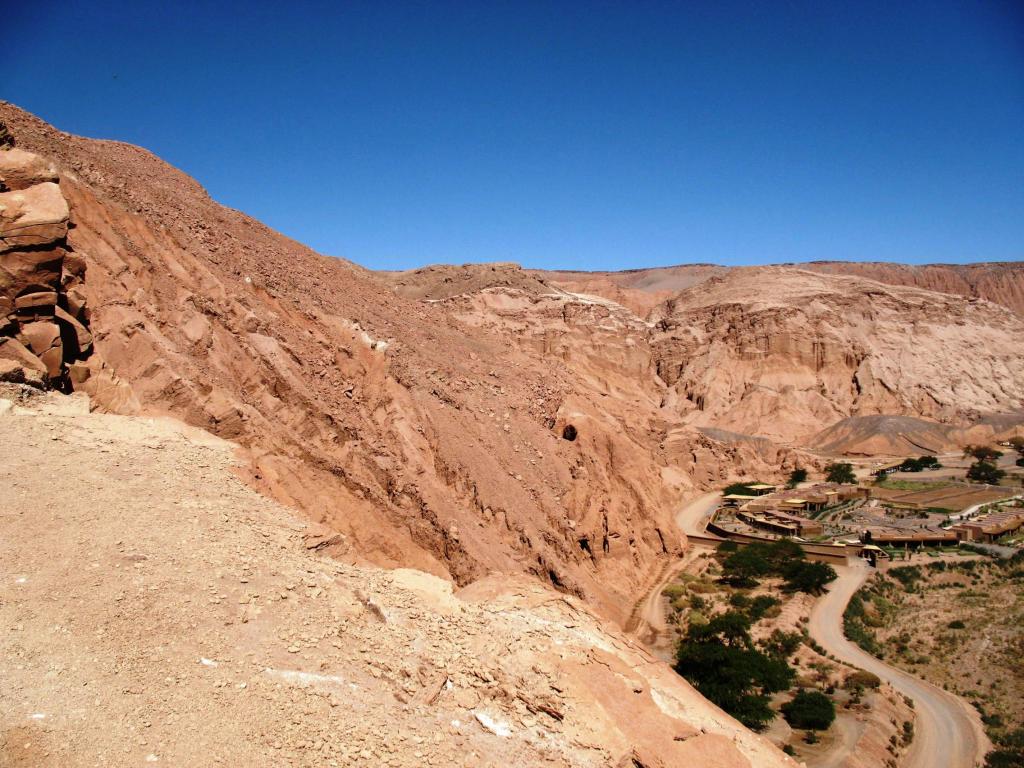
[781,689,836,731]
[783,560,837,595]
[985,727,1024,768]
[721,546,773,587]
[964,445,1003,462]
[675,611,795,730]
[787,468,808,488]
[967,461,1006,485]
[824,462,856,484]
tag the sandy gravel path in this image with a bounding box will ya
[807,561,990,768]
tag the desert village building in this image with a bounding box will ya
[949,509,1024,543]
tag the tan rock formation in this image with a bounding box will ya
[803,260,1024,317]
[0,100,1019,637]
[0,102,693,625]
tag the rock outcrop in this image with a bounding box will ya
[0,145,97,388]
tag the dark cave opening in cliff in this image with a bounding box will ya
[562,424,577,441]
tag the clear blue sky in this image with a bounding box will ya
[4,1,1023,270]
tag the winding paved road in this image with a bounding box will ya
[807,560,990,768]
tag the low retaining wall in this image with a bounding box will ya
[705,521,850,565]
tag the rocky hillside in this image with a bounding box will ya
[3,101,1021,630]
[1,102,725,625]
[0,389,795,768]
[650,267,1024,443]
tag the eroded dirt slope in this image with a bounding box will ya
[0,390,796,768]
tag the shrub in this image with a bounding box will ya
[729,592,751,609]
[781,689,836,731]
[748,595,781,620]
[844,670,882,690]
[762,629,803,659]
[948,619,966,630]
[662,583,686,600]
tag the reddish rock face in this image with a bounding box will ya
[0,147,95,389]
[0,182,69,251]
[0,146,58,191]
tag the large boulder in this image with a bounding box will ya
[0,182,69,252]
[0,336,46,375]
[17,320,62,378]
[0,148,59,191]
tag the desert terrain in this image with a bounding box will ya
[0,388,794,768]
[2,103,1023,767]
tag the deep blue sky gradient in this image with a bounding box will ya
[4,1,1023,270]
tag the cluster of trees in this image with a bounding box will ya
[674,610,795,730]
[896,455,941,472]
[786,468,808,488]
[719,539,837,594]
[963,445,1007,485]
[985,727,1024,768]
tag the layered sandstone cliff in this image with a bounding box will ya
[650,267,1024,444]
[803,260,1024,317]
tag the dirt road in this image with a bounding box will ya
[674,491,721,536]
[625,492,721,658]
[807,561,990,768]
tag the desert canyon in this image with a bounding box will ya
[2,102,1023,767]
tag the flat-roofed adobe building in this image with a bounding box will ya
[859,526,958,548]
[950,509,1024,543]
[738,509,824,538]
[722,493,758,508]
